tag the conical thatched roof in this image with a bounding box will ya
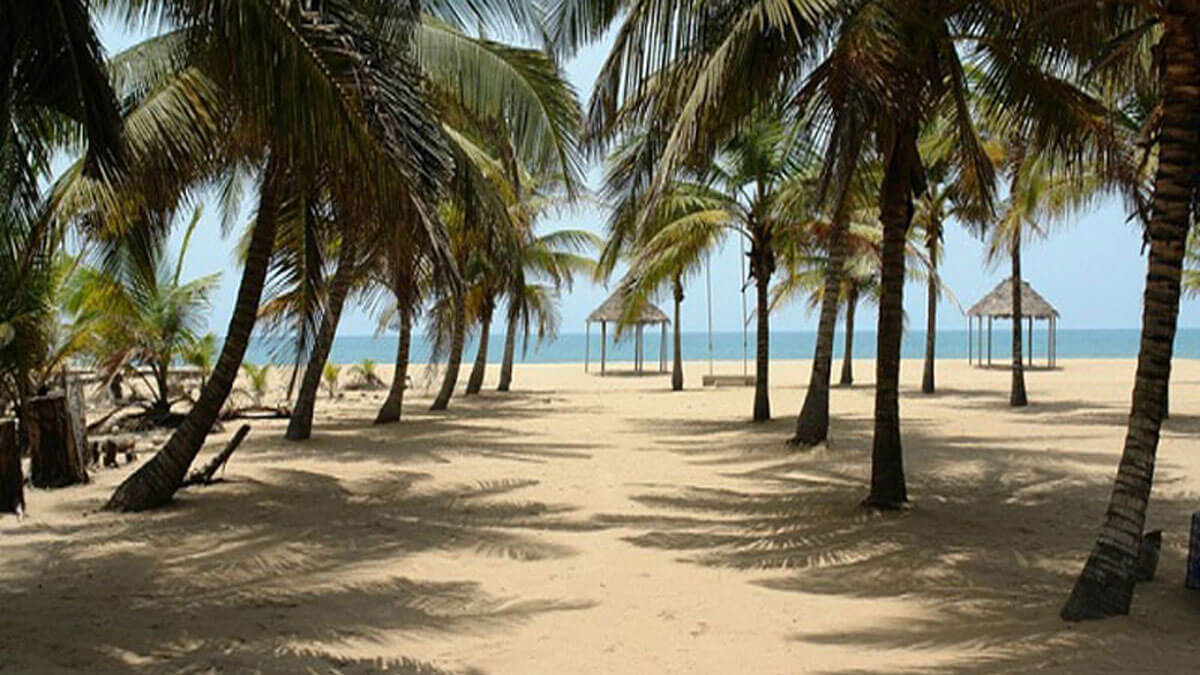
[587,287,669,324]
[967,277,1060,318]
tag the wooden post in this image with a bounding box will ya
[968,316,972,365]
[600,321,607,375]
[584,322,590,372]
[987,317,992,366]
[1187,513,1200,590]
[26,393,89,488]
[1027,317,1033,367]
[0,420,23,515]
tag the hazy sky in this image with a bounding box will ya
[93,17,1200,338]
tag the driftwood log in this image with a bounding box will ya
[0,420,23,515]
[25,393,89,488]
[183,425,250,487]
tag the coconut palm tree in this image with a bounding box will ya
[65,211,219,422]
[1042,2,1199,621]
[599,131,734,392]
[985,146,1108,407]
[100,0,455,511]
[564,0,1121,506]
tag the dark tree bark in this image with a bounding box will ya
[430,296,467,411]
[791,214,849,445]
[672,275,684,391]
[1061,1,1199,621]
[182,424,250,486]
[0,420,24,514]
[921,221,939,394]
[751,234,774,422]
[26,393,89,488]
[865,119,920,509]
[105,160,282,512]
[839,287,858,386]
[286,229,358,441]
[375,307,412,424]
[497,304,518,392]
[1010,230,1028,406]
[466,298,493,395]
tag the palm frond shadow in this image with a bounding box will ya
[1,468,598,672]
[597,419,1200,673]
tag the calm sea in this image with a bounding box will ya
[242,329,1200,365]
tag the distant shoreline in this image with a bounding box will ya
[242,328,1200,365]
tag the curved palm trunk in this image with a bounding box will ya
[753,256,771,422]
[865,121,919,509]
[1010,232,1028,406]
[285,232,357,441]
[375,307,412,424]
[1061,3,1199,621]
[430,297,466,411]
[465,300,493,395]
[921,223,939,394]
[791,215,849,445]
[497,305,518,392]
[672,275,684,391]
[104,160,283,511]
[839,287,858,386]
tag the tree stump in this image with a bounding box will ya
[25,393,89,488]
[1135,529,1162,582]
[1188,514,1200,590]
[0,420,24,515]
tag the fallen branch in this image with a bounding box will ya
[219,406,290,421]
[86,401,141,433]
[182,425,250,487]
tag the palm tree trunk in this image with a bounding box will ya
[1010,231,1028,406]
[921,222,939,394]
[430,296,467,411]
[791,214,849,445]
[375,306,412,424]
[753,257,771,422]
[865,120,919,509]
[104,159,283,511]
[497,305,517,392]
[1061,2,1199,621]
[466,299,493,395]
[672,275,684,391]
[285,230,357,441]
[840,287,857,386]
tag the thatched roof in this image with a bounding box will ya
[587,287,669,324]
[967,277,1060,318]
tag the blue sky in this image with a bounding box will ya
[92,17,1199,337]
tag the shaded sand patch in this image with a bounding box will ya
[3,359,1200,673]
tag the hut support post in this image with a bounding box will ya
[1027,317,1033,367]
[660,323,667,373]
[601,321,607,375]
[987,317,992,366]
[968,316,972,365]
[585,322,590,372]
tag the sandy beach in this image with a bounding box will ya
[3,357,1200,673]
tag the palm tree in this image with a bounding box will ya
[238,363,272,409]
[497,228,597,391]
[1046,2,1198,621]
[599,132,733,392]
[986,146,1106,407]
[322,363,340,399]
[564,0,1121,506]
[103,0,454,511]
[65,211,219,421]
[349,359,384,389]
[183,333,218,384]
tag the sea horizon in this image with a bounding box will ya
[241,328,1200,365]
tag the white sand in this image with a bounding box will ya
[3,358,1200,673]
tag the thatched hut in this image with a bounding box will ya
[585,288,669,375]
[967,277,1060,368]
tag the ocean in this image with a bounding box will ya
[242,328,1200,366]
